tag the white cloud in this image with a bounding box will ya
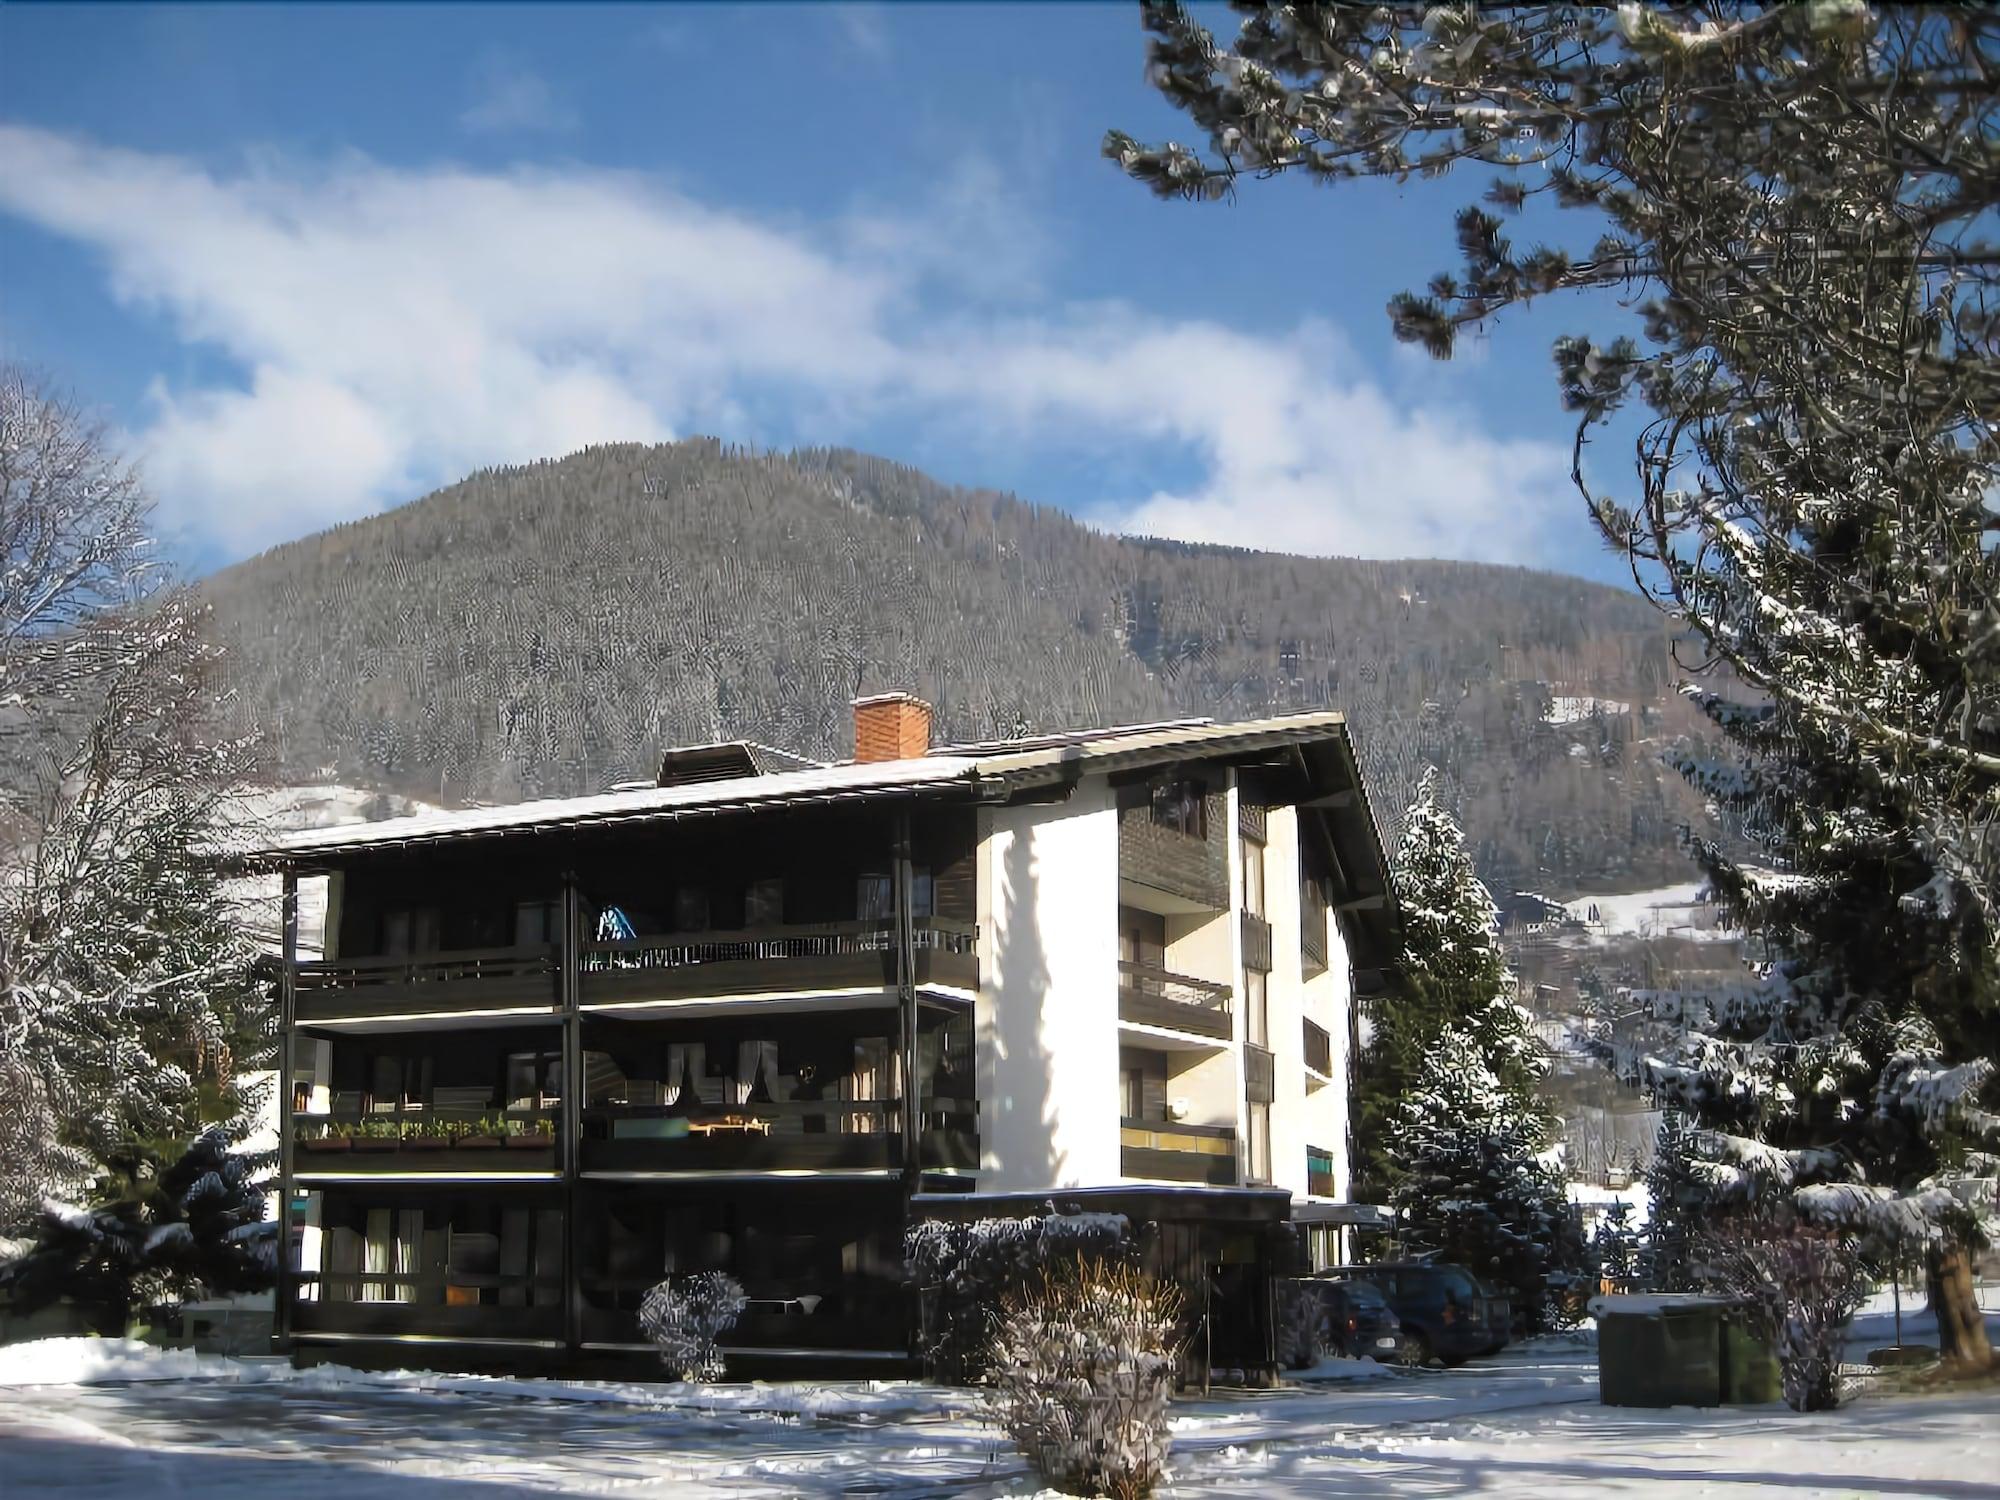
[828,4,893,61]
[459,56,577,136]
[0,124,1571,566]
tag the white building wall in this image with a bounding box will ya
[1264,805,1310,1199]
[975,777,1123,1191]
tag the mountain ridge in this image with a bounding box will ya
[200,438,1718,892]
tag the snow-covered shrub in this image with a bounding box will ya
[986,1258,1183,1499]
[639,1272,747,1381]
[1274,1278,1328,1369]
[905,1210,1132,1383]
[1697,1212,1866,1411]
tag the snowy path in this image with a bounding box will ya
[1,1342,1995,1497]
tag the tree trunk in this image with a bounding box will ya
[1926,1241,1995,1374]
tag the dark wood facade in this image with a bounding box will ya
[279,801,980,1374]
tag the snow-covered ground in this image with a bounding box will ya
[2,1337,1995,1497]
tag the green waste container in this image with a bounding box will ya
[1594,1294,1756,1407]
[1720,1312,1781,1404]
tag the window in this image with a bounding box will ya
[506,1050,563,1109]
[514,899,559,947]
[673,885,711,933]
[856,868,934,922]
[744,877,785,928]
[1121,1066,1146,1121]
[1149,779,1207,838]
[380,904,440,955]
[1239,835,1266,916]
[1247,1100,1272,1183]
[1118,906,1167,973]
[1244,968,1269,1047]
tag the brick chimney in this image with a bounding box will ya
[852,692,933,763]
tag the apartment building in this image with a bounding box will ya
[260,696,1396,1375]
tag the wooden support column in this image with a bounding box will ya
[560,871,583,1360]
[893,807,919,1195]
[274,871,299,1354]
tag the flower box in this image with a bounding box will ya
[454,1134,506,1150]
[350,1135,401,1153]
[506,1132,556,1150]
[300,1135,352,1153]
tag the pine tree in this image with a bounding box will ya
[1111,2,2000,1372]
[0,1128,272,1334]
[1357,768,1542,1197]
[1391,1024,1577,1334]
[1643,1107,1703,1294]
[1591,1200,1642,1294]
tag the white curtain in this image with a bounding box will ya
[663,1043,705,1107]
[733,1039,779,1106]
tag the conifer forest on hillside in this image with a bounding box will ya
[201,440,1721,894]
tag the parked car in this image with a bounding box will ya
[1278,1277,1405,1367]
[1319,1262,1510,1367]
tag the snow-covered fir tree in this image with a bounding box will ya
[1112,3,2000,1372]
[0,368,266,1227]
[1643,1107,1703,1294]
[1590,1200,1642,1294]
[1390,1024,1578,1334]
[1356,768,1541,1197]
[0,1127,272,1333]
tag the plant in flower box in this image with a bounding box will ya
[403,1116,455,1151]
[455,1115,506,1149]
[505,1114,555,1150]
[299,1119,351,1152]
[350,1118,402,1152]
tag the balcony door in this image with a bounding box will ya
[1119,907,1167,995]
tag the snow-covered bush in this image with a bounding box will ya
[986,1258,1183,1499]
[1698,1213,1866,1412]
[638,1272,747,1381]
[905,1210,1132,1383]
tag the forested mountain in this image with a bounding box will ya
[201,440,1719,892]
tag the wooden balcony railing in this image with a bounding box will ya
[294,944,558,1021]
[1239,911,1274,974]
[1120,1118,1238,1186]
[1117,960,1232,1040]
[1244,1042,1275,1105]
[580,917,977,1004]
[577,1098,977,1175]
[1303,1017,1333,1078]
[290,1270,564,1343]
[1301,883,1330,977]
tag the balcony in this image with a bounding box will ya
[1117,961,1232,1041]
[294,945,559,1024]
[1120,1119,1238,1186]
[578,1100,977,1176]
[1307,1145,1336,1199]
[579,918,977,1008]
[293,1108,560,1176]
[579,1291,907,1358]
[1117,791,1229,912]
[1303,1018,1333,1084]
[1239,911,1273,974]
[292,1270,563,1344]
[1244,1043,1275,1106]
[1301,882,1330,978]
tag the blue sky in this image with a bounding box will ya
[0,3,1634,584]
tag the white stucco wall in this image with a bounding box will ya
[976,777,1122,1191]
[1264,805,1310,1199]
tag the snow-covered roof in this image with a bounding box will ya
[257,710,1365,865]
